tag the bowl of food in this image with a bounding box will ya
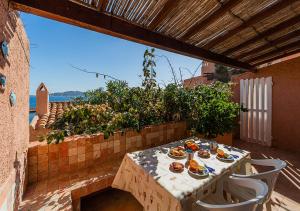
[169,162,184,173]
[198,149,210,158]
[168,146,186,159]
[188,159,209,178]
[216,149,234,162]
[184,139,200,151]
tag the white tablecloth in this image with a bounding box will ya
[112,138,250,211]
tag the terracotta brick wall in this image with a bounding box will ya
[0,1,30,210]
[27,122,187,184]
[183,75,213,88]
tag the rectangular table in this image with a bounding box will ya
[112,138,250,211]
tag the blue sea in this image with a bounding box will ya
[29,95,73,122]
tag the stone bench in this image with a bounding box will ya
[19,157,122,210]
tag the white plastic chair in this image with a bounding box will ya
[232,159,286,204]
[193,176,268,211]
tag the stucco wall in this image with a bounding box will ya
[232,56,300,152]
[0,0,30,210]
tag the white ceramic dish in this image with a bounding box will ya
[188,167,209,178]
[216,154,234,162]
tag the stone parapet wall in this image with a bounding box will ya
[27,121,187,184]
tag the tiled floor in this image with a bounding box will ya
[20,140,300,211]
[234,139,300,211]
[79,140,300,211]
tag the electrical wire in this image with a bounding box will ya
[69,64,122,81]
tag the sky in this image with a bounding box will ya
[20,13,202,95]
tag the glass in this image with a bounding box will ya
[186,149,194,161]
[209,140,218,154]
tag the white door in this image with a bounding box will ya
[240,77,272,146]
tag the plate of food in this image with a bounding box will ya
[198,149,210,158]
[169,162,184,173]
[168,146,186,159]
[184,139,200,151]
[188,160,209,178]
[216,149,234,162]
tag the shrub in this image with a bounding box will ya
[43,49,240,143]
[44,81,239,143]
[163,83,191,121]
[188,82,240,138]
[50,104,114,138]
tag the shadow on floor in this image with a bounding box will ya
[233,139,300,209]
[81,188,143,211]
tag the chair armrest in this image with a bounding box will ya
[231,173,252,178]
[232,159,286,180]
[250,159,286,170]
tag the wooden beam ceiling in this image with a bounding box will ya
[245,39,300,64]
[99,0,109,12]
[180,0,240,41]
[235,30,300,60]
[148,0,180,30]
[10,0,253,70]
[223,15,300,56]
[203,0,297,49]
[254,49,300,66]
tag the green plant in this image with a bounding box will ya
[163,83,191,121]
[215,64,230,83]
[142,48,157,89]
[50,104,114,139]
[44,49,240,144]
[214,64,246,83]
[188,82,240,138]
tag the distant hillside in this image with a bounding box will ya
[50,91,84,97]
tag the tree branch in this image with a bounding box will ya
[156,55,178,85]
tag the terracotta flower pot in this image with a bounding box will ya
[187,131,233,146]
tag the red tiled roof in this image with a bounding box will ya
[37,102,73,129]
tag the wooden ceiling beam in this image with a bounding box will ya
[245,40,300,64]
[224,15,300,56]
[148,0,181,30]
[96,0,104,11]
[253,49,300,66]
[10,0,253,70]
[203,0,297,49]
[181,0,240,41]
[100,0,109,12]
[235,30,300,60]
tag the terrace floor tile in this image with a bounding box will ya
[233,139,300,210]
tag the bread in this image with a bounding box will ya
[170,162,184,171]
[198,150,210,158]
[170,147,185,156]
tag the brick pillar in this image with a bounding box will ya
[36,83,49,116]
